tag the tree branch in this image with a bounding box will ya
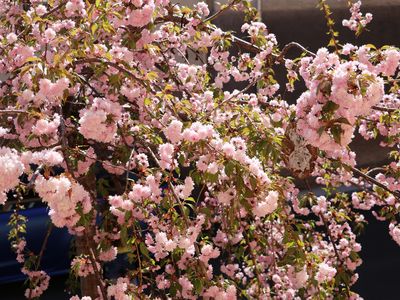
[371,105,398,113]
[346,164,400,198]
[161,14,315,61]
[203,0,239,23]
[278,42,316,61]
[73,58,150,91]
[0,109,27,115]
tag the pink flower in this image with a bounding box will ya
[164,119,183,144]
[44,28,56,42]
[222,143,235,158]
[22,269,50,298]
[178,276,193,299]
[78,98,122,143]
[343,1,372,32]
[254,191,279,217]
[6,33,17,43]
[35,5,48,16]
[147,232,177,261]
[175,177,194,199]
[32,114,60,136]
[156,274,170,289]
[195,2,210,16]
[65,0,86,17]
[11,45,35,67]
[21,149,63,167]
[37,78,70,105]
[389,223,400,246]
[35,175,92,228]
[217,188,235,205]
[158,143,175,170]
[199,244,220,263]
[377,49,400,76]
[107,277,130,300]
[127,2,155,27]
[0,147,24,204]
[99,246,118,262]
[182,122,215,143]
[71,256,99,277]
[315,263,337,283]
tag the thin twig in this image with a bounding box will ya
[371,105,398,113]
[161,14,315,61]
[73,58,150,90]
[218,78,259,107]
[346,164,400,198]
[366,167,386,176]
[0,109,28,114]
[35,224,53,271]
[125,148,136,192]
[203,0,238,23]
[74,73,104,98]
[277,42,316,61]
[72,148,139,179]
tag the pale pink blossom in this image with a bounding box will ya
[0,147,24,204]
[254,190,279,217]
[315,263,337,283]
[164,119,183,144]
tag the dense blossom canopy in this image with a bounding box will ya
[1,0,400,299]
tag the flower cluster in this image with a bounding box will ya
[1,0,400,299]
[78,97,122,143]
[296,48,384,153]
[0,147,24,204]
[22,269,50,299]
[342,1,373,32]
[36,78,70,106]
[71,256,99,277]
[34,176,92,228]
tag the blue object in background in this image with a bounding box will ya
[0,199,72,284]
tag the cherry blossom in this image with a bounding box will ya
[1,0,400,299]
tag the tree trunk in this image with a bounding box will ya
[206,0,215,15]
[76,233,99,298]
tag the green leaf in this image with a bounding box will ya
[139,242,151,260]
[322,100,339,114]
[91,23,98,35]
[225,161,235,177]
[331,124,343,144]
[335,117,351,125]
[25,56,41,63]
[170,282,179,297]
[193,278,203,295]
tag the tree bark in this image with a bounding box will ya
[76,231,99,298]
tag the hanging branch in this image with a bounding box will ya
[318,0,340,54]
[344,164,400,199]
[161,14,316,60]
